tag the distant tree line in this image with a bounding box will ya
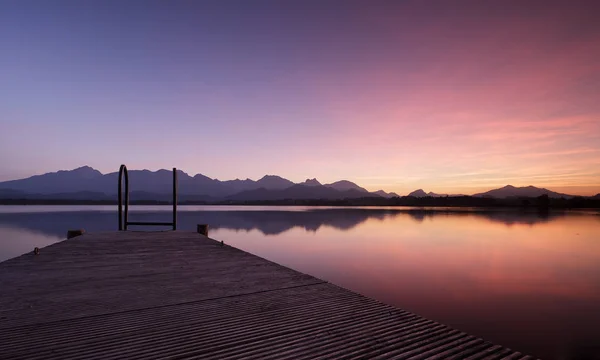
[2,194,599,209]
[213,195,599,209]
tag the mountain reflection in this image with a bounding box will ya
[0,207,577,239]
[405,209,559,226]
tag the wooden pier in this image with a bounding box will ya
[0,231,535,359]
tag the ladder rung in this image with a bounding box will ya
[126,221,175,226]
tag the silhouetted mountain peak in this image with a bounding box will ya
[408,189,427,197]
[137,168,191,178]
[302,178,322,186]
[193,173,213,180]
[257,175,292,182]
[325,180,368,193]
[255,175,294,190]
[65,166,102,178]
[408,189,448,197]
[474,185,573,199]
[259,175,278,180]
[374,190,400,198]
[72,165,99,172]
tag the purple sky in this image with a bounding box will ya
[1,0,599,195]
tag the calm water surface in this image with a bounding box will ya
[1,205,599,360]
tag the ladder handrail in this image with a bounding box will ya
[118,164,129,230]
[118,164,178,231]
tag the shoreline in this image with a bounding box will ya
[1,202,599,213]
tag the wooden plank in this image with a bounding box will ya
[0,231,537,359]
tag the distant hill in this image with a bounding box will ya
[221,175,294,193]
[226,184,381,201]
[407,189,449,197]
[0,166,104,194]
[325,180,368,193]
[473,185,573,199]
[255,175,295,190]
[300,178,322,187]
[0,189,28,198]
[0,190,112,201]
[408,189,427,197]
[591,193,600,199]
[373,190,399,198]
[220,178,256,193]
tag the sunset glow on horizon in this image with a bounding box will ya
[1,1,599,195]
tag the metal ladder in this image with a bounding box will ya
[118,164,178,230]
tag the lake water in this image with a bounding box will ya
[1,205,599,359]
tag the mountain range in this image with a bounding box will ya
[0,166,397,201]
[0,166,595,201]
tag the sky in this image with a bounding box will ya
[0,0,599,195]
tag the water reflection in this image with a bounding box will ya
[0,226,61,261]
[0,206,599,359]
[0,206,586,239]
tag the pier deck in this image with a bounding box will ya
[0,231,534,359]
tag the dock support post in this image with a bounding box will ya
[197,224,209,236]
